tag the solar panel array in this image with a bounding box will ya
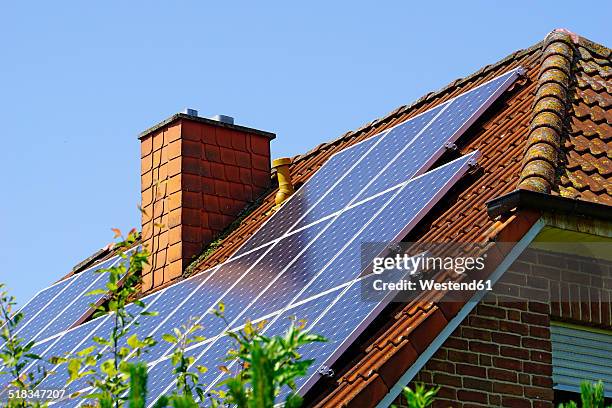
[0,68,522,407]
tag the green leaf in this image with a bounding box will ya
[162,334,178,344]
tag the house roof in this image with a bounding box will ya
[67,29,610,406]
[181,29,611,406]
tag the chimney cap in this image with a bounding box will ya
[212,114,234,125]
[183,108,198,116]
[138,112,276,140]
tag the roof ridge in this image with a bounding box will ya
[517,29,577,193]
[291,41,544,166]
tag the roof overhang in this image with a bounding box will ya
[486,189,612,222]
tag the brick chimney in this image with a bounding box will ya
[139,111,275,292]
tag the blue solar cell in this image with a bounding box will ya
[117,271,212,362]
[140,246,270,363]
[189,220,328,341]
[2,279,73,348]
[31,316,112,392]
[232,191,394,321]
[292,104,447,229]
[357,70,518,200]
[234,135,382,256]
[277,274,398,399]
[14,257,118,344]
[257,289,341,338]
[297,152,477,301]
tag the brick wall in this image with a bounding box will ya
[139,115,273,292]
[393,247,612,408]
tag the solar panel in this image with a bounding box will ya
[235,68,522,255]
[38,151,477,407]
[1,256,119,348]
[4,69,521,406]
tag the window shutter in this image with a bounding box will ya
[551,322,612,397]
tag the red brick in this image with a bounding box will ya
[533,401,554,408]
[448,350,478,364]
[462,377,492,392]
[203,194,220,213]
[433,373,461,387]
[493,356,522,371]
[252,169,270,188]
[456,363,485,377]
[182,140,202,158]
[444,337,468,350]
[225,165,240,183]
[500,345,529,359]
[231,132,247,151]
[524,386,554,400]
[493,382,523,396]
[502,396,530,408]
[220,147,236,165]
[521,312,549,326]
[215,127,234,148]
[462,327,491,341]
[529,325,549,339]
[479,354,492,366]
[204,144,221,162]
[457,390,487,404]
[214,180,230,197]
[523,361,552,376]
[488,368,517,382]
[469,316,499,330]
[499,320,529,336]
[519,373,530,385]
[250,135,270,155]
[477,304,506,319]
[235,151,251,167]
[469,341,499,355]
[252,153,270,171]
[532,374,553,388]
[492,332,521,346]
[522,337,551,351]
[427,359,455,373]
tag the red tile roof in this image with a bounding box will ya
[180,29,610,406]
[70,29,610,406]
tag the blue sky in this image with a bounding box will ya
[1,1,610,305]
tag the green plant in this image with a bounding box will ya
[214,305,325,408]
[0,284,48,408]
[391,383,439,408]
[558,380,611,408]
[160,317,208,405]
[62,229,156,408]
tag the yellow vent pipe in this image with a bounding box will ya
[272,157,294,207]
